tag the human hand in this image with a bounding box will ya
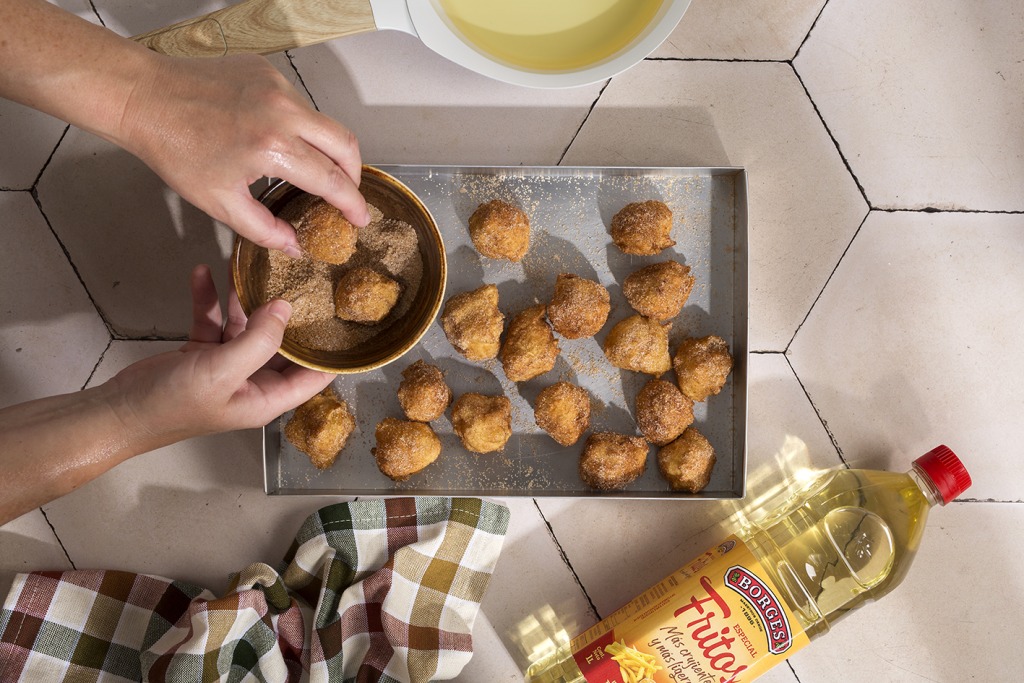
[107,265,335,444]
[117,54,370,257]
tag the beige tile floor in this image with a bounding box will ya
[2,0,1022,680]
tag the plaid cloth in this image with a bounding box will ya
[0,497,509,683]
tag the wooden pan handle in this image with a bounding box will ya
[131,0,377,57]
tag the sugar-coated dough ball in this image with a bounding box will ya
[603,315,672,376]
[623,260,695,321]
[441,284,505,361]
[546,273,611,339]
[452,393,513,454]
[610,200,675,255]
[469,199,530,262]
[373,417,441,481]
[673,335,734,402]
[579,432,649,490]
[285,195,358,265]
[334,267,401,323]
[534,382,591,447]
[284,388,355,470]
[636,378,694,446]
[501,305,560,382]
[658,426,716,493]
[398,360,452,422]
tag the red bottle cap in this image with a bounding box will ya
[914,445,971,505]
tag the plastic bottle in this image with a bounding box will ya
[525,445,971,683]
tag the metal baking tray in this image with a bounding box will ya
[263,165,748,498]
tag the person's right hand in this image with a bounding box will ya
[117,53,371,258]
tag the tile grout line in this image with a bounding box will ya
[875,206,1024,215]
[643,57,788,64]
[110,333,188,342]
[29,125,70,191]
[532,499,603,622]
[792,0,831,62]
[957,498,1024,504]
[285,51,321,112]
[783,353,849,468]
[39,508,77,571]
[86,0,106,27]
[557,79,611,166]
[783,209,870,353]
[82,337,114,390]
[28,189,119,338]
[786,661,805,683]
[786,62,871,208]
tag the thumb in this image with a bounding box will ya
[213,299,292,378]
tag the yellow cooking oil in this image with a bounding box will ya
[436,0,666,72]
[524,446,970,682]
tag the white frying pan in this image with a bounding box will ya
[132,0,691,89]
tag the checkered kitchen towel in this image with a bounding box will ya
[0,497,510,682]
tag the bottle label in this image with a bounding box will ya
[569,536,809,683]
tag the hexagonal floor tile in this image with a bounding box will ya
[0,509,73,603]
[287,31,606,165]
[562,60,868,350]
[796,0,1024,211]
[536,353,840,617]
[0,0,99,190]
[788,211,1024,501]
[41,340,349,592]
[35,127,234,338]
[0,191,110,405]
[653,0,826,60]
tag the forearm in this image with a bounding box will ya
[0,0,157,149]
[0,384,162,526]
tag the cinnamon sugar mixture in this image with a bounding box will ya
[265,201,423,351]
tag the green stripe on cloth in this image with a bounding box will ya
[1,497,509,683]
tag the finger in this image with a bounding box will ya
[220,190,304,259]
[272,140,370,228]
[224,279,249,343]
[189,264,223,344]
[212,299,292,379]
[248,365,336,416]
[299,115,363,191]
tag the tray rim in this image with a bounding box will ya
[264,163,750,500]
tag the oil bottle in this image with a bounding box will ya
[525,445,971,683]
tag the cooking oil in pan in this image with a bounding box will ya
[437,0,665,72]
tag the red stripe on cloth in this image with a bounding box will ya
[1,573,59,680]
[357,632,393,680]
[379,611,473,653]
[384,499,420,557]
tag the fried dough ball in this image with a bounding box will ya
[673,335,734,402]
[534,382,591,447]
[283,195,358,265]
[284,388,355,470]
[441,284,505,361]
[451,393,513,454]
[398,360,452,422]
[636,379,695,447]
[658,427,716,492]
[579,432,649,490]
[623,261,695,321]
[334,267,401,323]
[546,273,611,339]
[469,199,530,262]
[501,305,560,382]
[603,315,672,376]
[610,200,675,255]
[373,418,441,481]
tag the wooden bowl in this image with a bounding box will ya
[232,166,446,374]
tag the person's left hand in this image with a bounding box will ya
[107,264,335,444]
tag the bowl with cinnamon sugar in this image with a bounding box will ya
[232,166,446,374]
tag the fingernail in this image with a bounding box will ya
[283,244,304,260]
[268,299,292,324]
